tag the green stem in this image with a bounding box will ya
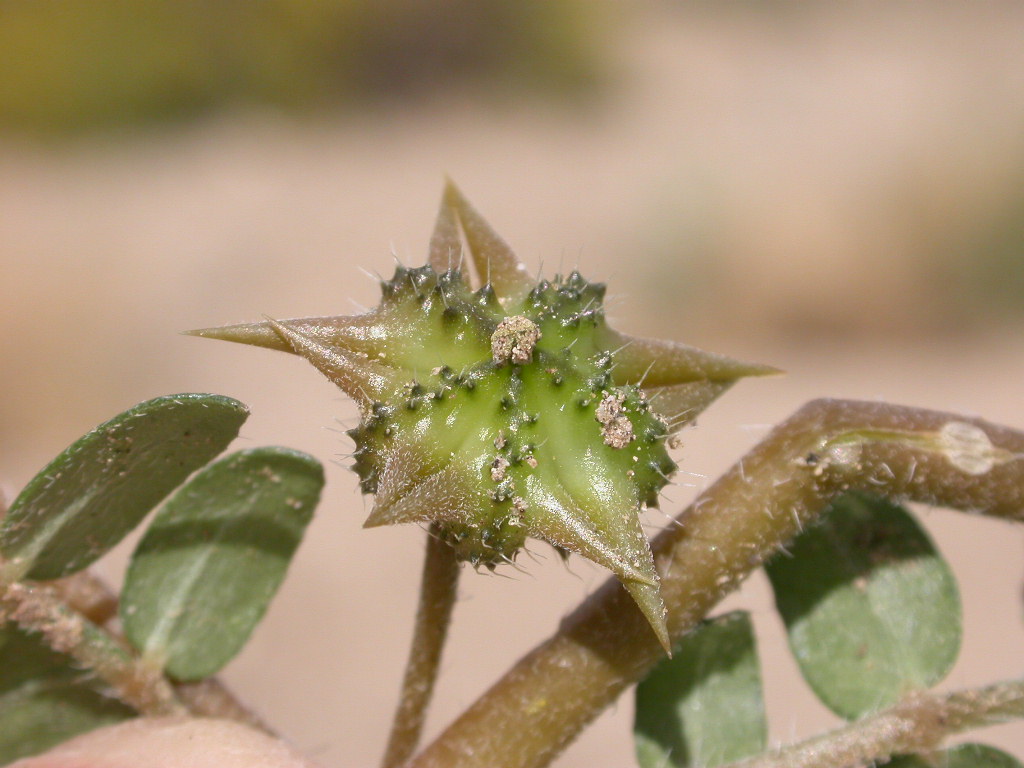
[722,677,1024,768]
[381,524,461,768]
[0,581,185,716]
[409,399,1024,768]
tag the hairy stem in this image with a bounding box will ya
[381,524,461,768]
[47,570,119,626]
[723,677,1024,768]
[45,568,272,731]
[175,679,275,733]
[0,581,186,716]
[410,399,1024,768]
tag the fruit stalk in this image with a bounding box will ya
[380,524,461,768]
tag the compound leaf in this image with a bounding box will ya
[121,447,323,681]
[635,611,766,768]
[766,492,961,720]
[0,394,248,580]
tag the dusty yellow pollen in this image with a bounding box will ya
[491,316,541,365]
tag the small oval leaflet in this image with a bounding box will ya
[766,492,961,720]
[634,611,766,768]
[0,394,249,581]
[121,447,324,681]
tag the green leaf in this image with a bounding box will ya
[0,394,248,581]
[765,492,961,720]
[885,743,1024,768]
[634,611,766,768]
[121,447,323,681]
[0,623,135,763]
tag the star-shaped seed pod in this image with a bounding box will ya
[190,182,777,652]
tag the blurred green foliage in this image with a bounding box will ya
[0,0,602,136]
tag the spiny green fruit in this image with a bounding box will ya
[190,182,777,652]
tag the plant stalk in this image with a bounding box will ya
[45,568,272,731]
[47,570,119,626]
[175,678,274,733]
[409,399,1024,768]
[0,581,186,716]
[722,677,1024,768]
[381,524,461,768]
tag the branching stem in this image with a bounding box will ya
[409,399,1024,768]
[381,524,461,768]
[0,581,186,716]
[45,568,272,731]
[722,677,1024,768]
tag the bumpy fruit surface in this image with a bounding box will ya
[192,183,775,651]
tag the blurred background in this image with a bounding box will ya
[2,1,1023,765]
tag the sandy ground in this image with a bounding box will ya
[2,4,1023,766]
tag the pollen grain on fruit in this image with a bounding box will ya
[490,315,541,365]
[595,392,635,449]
